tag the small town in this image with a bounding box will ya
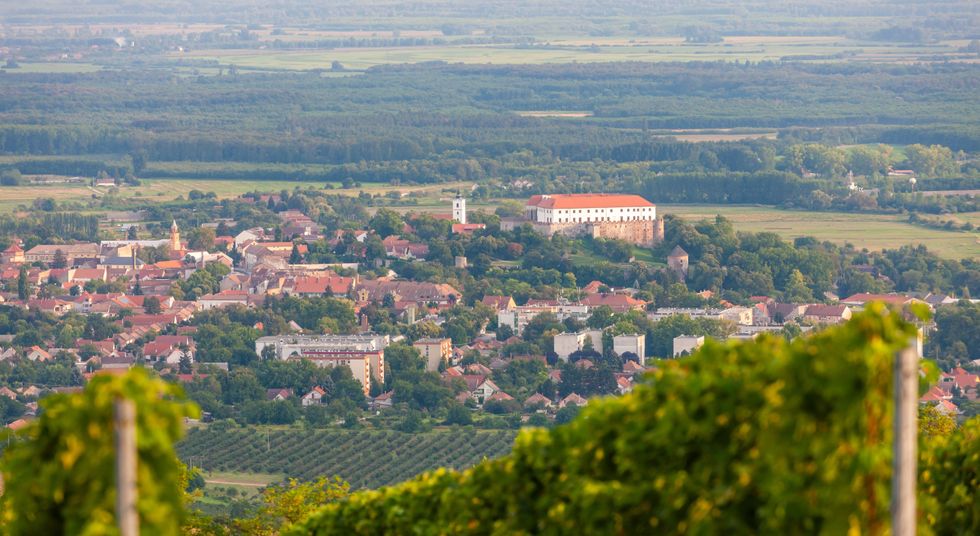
[1,191,975,437]
[0,1,977,533]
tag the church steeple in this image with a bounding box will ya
[169,219,182,252]
[452,192,467,224]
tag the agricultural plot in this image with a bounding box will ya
[177,37,971,72]
[177,427,517,490]
[0,178,476,213]
[663,204,980,260]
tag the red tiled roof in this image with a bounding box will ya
[451,223,486,233]
[293,275,353,295]
[527,193,654,210]
[523,393,553,407]
[481,295,513,309]
[841,293,913,305]
[804,304,849,317]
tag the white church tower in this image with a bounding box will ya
[452,192,467,224]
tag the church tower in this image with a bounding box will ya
[452,192,467,224]
[169,220,182,252]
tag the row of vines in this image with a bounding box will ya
[177,427,517,489]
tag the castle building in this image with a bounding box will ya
[500,193,665,246]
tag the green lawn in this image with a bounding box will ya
[662,204,980,260]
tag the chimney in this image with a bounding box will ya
[359,313,370,333]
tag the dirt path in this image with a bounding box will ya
[205,479,266,487]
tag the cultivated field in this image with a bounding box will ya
[178,427,517,490]
[0,179,475,212]
[176,37,974,72]
[663,204,980,260]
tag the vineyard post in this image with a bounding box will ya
[115,398,138,536]
[891,336,919,536]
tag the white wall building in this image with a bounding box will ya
[553,330,604,361]
[254,334,389,393]
[649,307,753,326]
[613,333,646,365]
[672,335,705,357]
[498,303,591,336]
[525,194,656,224]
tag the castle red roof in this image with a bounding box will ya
[527,193,654,210]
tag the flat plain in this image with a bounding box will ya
[176,36,975,72]
[663,204,980,260]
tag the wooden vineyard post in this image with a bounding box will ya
[115,398,138,536]
[891,339,919,536]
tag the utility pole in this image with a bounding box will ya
[115,398,138,536]
[892,338,919,536]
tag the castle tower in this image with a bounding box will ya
[654,217,666,243]
[169,220,182,252]
[667,245,689,279]
[452,193,467,224]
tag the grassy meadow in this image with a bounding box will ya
[663,204,980,260]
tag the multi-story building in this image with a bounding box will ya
[413,337,453,372]
[553,330,646,364]
[497,302,590,336]
[612,333,647,365]
[553,330,605,361]
[24,243,100,265]
[649,306,754,326]
[500,193,665,246]
[254,334,389,393]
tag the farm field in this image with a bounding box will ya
[177,37,972,72]
[177,427,517,490]
[0,62,102,73]
[662,204,980,260]
[0,179,476,212]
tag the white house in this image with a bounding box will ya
[301,386,327,406]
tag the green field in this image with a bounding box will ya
[0,62,103,73]
[179,36,972,72]
[177,427,517,490]
[0,178,475,212]
[663,204,980,260]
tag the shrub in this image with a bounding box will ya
[293,305,978,534]
[0,369,198,534]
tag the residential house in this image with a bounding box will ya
[100,354,135,370]
[301,386,327,406]
[26,346,52,362]
[559,393,588,408]
[143,335,194,364]
[462,375,499,405]
[197,290,250,310]
[803,304,852,324]
[287,275,355,297]
[481,295,516,311]
[523,393,554,411]
[266,388,292,402]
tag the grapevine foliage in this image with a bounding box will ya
[294,304,979,535]
[0,369,198,535]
